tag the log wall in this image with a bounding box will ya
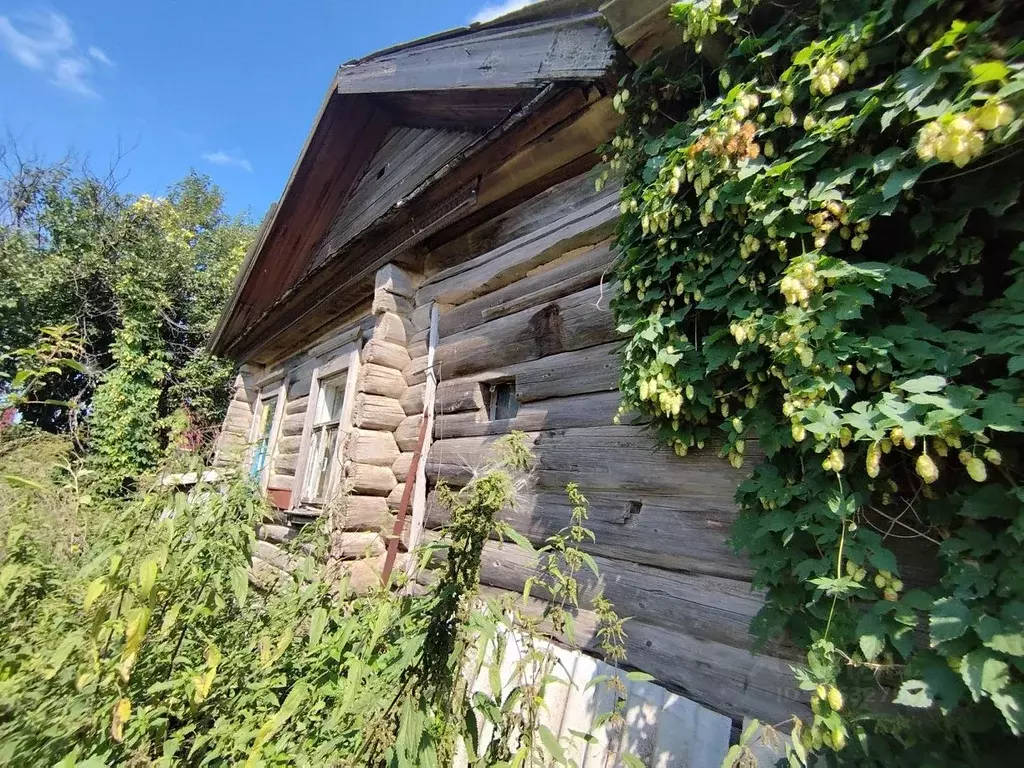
[411,170,807,726]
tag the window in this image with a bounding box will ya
[303,380,345,502]
[249,395,279,482]
[486,380,519,421]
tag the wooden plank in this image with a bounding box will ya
[439,239,614,336]
[427,425,761,500]
[433,284,617,378]
[418,194,619,307]
[375,87,538,130]
[334,15,615,94]
[433,390,632,438]
[426,170,617,276]
[435,379,486,415]
[467,539,776,655]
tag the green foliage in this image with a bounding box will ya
[0,150,253,476]
[0,430,626,766]
[606,0,1024,762]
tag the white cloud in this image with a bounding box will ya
[0,11,105,98]
[202,149,253,173]
[88,45,113,67]
[470,0,538,24]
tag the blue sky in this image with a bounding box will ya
[0,0,536,221]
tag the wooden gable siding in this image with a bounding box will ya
[223,85,615,364]
[306,126,481,274]
[375,88,538,130]
[223,96,391,345]
[335,14,615,94]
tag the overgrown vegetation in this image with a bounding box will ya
[0,411,626,765]
[0,147,254,485]
[605,0,1024,763]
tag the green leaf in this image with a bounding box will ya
[971,61,1010,84]
[894,679,933,708]
[538,725,566,764]
[229,565,249,608]
[626,671,654,683]
[930,597,971,644]
[897,375,946,394]
[882,168,922,200]
[857,611,886,662]
[960,650,1010,701]
[976,615,1024,656]
[308,607,328,647]
[991,685,1024,736]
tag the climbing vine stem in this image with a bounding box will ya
[603,0,1024,762]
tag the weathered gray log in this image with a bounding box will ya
[362,339,412,371]
[402,355,429,386]
[372,311,416,346]
[425,485,751,580]
[374,263,417,298]
[345,462,397,496]
[433,284,617,379]
[347,428,401,467]
[372,289,414,318]
[418,194,619,307]
[426,172,619,276]
[336,495,394,531]
[275,434,302,457]
[439,240,614,336]
[386,483,406,510]
[280,412,306,438]
[394,414,424,451]
[432,390,633,438]
[334,15,614,94]
[267,473,294,490]
[407,327,429,359]
[392,452,413,483]
[435,379,486,414]
[285,394,309,416]
[352,393,406,431]
[358,363,407,399]
[333,531,387,560]
[427,426,761,498]
[472,583,808,726]
[400,382,426,415]
[257,523,297,544]
[274,453,299,474]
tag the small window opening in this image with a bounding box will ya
[485,380,519,421]
[375,164,388,180]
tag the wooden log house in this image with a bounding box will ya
[209,0,807,731]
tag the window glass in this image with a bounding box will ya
[487,381,519,421]
[250,395,278,480]
[304,379,345,501]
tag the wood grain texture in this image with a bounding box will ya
[363,339,411,371]
[336,495,394,531]
[428,426,761,498]
[433,284,617,378]
[347,428,401,467]
[352,393,406,431]
[335,15,614,94]
[418,194,619,307]
[358,363,407,399]
[345,462,398,496]
[433,390,633,438]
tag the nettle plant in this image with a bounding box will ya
[604,0,1024,762]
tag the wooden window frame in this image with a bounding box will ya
[292,343,361,509]
[485,378,519,421]
[246,375,287,492]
